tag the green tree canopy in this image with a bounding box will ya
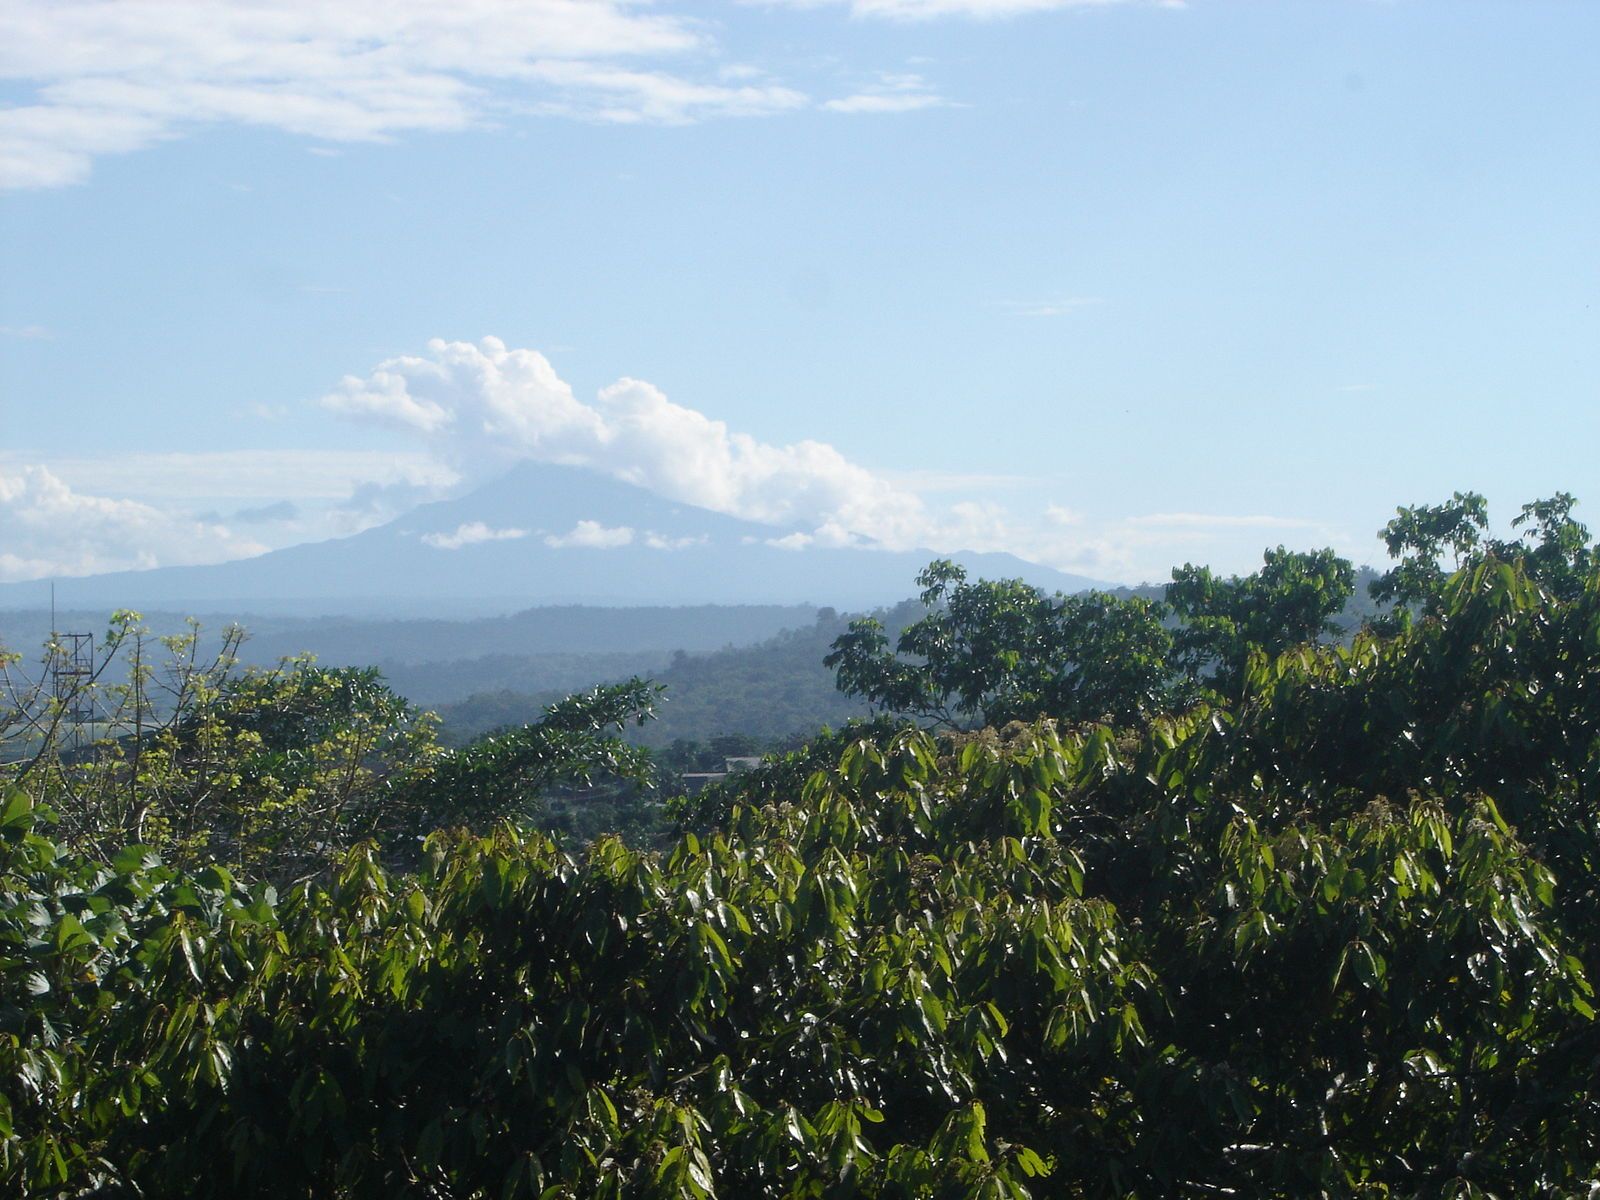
[1164,545,1356,696]
[1372,490,1596,616]
[825,561,1176,729]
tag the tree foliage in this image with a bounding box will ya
[1165,546,1355,695]
[438,607,883,751]
[1372,489,1596,615]
[1,619,660,885]
[825,563,1175,729]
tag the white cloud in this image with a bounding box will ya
[766,532,815,551]
[0,463,267,582]
[824,73,946,113]
[0,324,51,340]
[0,0,812,189]
[0,343,1348,589]
[422,521,527,550]
[999,297,1103,317]
[323,335,936,548]
[316,338,1351,585]
[0,449,462,566]
[763,522,867,550]
[321,378,455,434]
[789,0,1175,18]
[644,532,707,550]
[523,61,807,124]
[545,519,634,549]
[823,92,943,114]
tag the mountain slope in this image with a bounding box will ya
[2,463,1112,615]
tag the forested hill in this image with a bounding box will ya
[435,604,921,747]
[0,603,817,670]
[433,571,1388,749]
[4,568,1385,738]
[0,604,824,714]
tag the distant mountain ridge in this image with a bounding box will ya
[0,462,1112,616]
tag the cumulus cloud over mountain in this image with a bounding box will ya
[0,332,1351,588]
[322,336,932,551]
[0,464,266,582]
[313,336,1359,584]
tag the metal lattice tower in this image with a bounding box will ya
[53,633,95,725]
[48,581,96,758]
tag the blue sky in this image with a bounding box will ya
[2,0,1597,586]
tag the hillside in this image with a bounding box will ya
[430,573,1393,749]
[434,604,921,746]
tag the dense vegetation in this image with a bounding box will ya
[438,607,894,749]
[4,491,1598,1196]
[0,621,661,884]
[431,574,1389,752]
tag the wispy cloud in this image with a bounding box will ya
[823,91,945,114]
[998,297,1103,317]
[0,448,465,576]
[0,0,808,189]
[524,61,807,124]
[0,324,51,339]
[764,0,1177,21]
[824,73,947,113]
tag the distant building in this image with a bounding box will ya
[677,755,765,795]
